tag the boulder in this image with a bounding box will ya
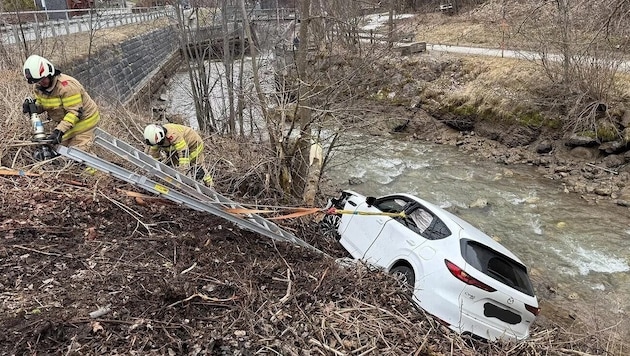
[536,140,553,154]
[565,134,598,147]
[569,146,599,160]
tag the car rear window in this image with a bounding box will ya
[460,240,535,296]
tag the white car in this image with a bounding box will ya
[325,190,540,341]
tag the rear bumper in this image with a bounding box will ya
[450,310,530,341]
[416,294,530,341]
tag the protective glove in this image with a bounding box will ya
[176,164,190,176]
[22,99,30,114]
[47,129,64,144]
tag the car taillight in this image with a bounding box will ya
[445,260,496,292]
[525,303,540,316]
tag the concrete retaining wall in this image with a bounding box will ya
[67,26,182,108]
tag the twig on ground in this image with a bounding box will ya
[558,349,597,356]
[356,346,377,356]
[309,338,346,356]
[586,163,618,175]
[313,267,329,292]
[89,304,112,318]
[180,262,197,275]
[100,191,152,234]
[278,267,292,304]
[11,244,62,257]
[166,293,237,309]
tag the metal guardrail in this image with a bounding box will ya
[0,6,174,45]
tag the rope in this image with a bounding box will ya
[224,206,407,220]
[116,190,407,220]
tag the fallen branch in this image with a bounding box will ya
[166,293,237,309]
[0,168,39,177]
[11,245,62,257]
[308,338,346,356]
[7,141,50,147]
[558,349,598,356]
[100,192,152,233]
[279,267,292,304]
[586,163,618,175]
[180,262,197,275]
[89,304,112,318]
[313,267,329,292]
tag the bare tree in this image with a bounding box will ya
[512,0,630,136]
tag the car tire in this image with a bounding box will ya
[391,265,415,289]
[319,214,341,240]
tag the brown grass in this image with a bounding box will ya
[396,4,630,132]
[1,7,629,355]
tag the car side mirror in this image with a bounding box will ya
[366,197,376,206]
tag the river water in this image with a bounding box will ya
[326,134,630,323]
[161,59,630,333]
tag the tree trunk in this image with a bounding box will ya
[293,0,317,204]
[222,0,236,135]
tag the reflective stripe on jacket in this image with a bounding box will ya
[34,73,100,140]
[148,123,204,168]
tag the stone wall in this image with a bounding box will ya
[68,26,182,108]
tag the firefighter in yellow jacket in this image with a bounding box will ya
[143,123,213,186]
[22,55,100,151]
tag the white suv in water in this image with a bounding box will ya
[326,190,540,341]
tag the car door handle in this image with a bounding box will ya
[406,239,417,247]
[376,218,385,225]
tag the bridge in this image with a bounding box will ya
[182,25,252,59]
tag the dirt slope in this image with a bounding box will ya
[0,172,430,355]
[0,168,623,355]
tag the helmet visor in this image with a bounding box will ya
[145,137,166,146]
[24,69,40,84]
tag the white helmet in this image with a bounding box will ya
[23,55,55,84]
[143,124,166,146]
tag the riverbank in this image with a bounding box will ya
[351,48,630,209]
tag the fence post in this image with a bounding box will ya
[12,24,19,45]
[33,16,41,42]
[64,12,70,35]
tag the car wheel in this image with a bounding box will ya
[391,265,415,289]
[319,214,341,240]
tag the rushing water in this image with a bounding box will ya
[326,134,630,328]
[161,60,630,333]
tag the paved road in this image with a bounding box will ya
[426,43,630,72]
[0,7,173,45]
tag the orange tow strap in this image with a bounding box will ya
[224,207,322,220]
[224,207,406,220]
[268,208,322,220]
[0,169,39,177]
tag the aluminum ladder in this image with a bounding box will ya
[55,128,325,255]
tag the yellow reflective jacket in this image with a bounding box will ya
[33,73,100,140]
[148,123,204,168]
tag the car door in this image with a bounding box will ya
[339,199,389,258]
[359,197,428,264]
[362,215,425,268]
[362,202,437,268]
[340,195,409,258]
